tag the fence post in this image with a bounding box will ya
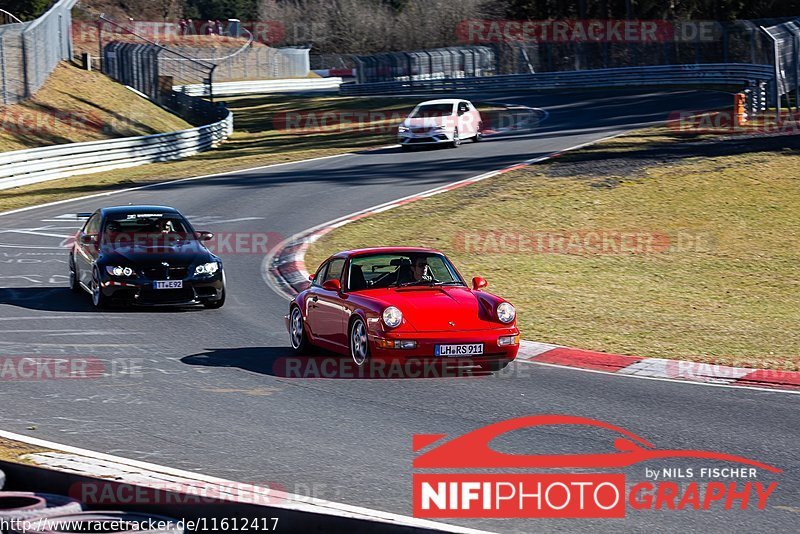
[758,26,781,124]
[0,33,6,105]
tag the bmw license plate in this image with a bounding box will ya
[153,280,183,289]
[435,343,484,357]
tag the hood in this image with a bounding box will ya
[373,286,499,332]
[100,239,212,266]
[404,116,453,130]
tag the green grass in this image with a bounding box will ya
[307,126,800,371]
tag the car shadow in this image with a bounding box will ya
[181,346,495,380]
[0,287,206,313]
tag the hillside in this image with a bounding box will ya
[0,62,191,153]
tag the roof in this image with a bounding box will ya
[101,205,180,216]
[333,246,443,258]
[415,99,467,106]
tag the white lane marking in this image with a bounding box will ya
[515,359,800,396]
[0,316,99,321]
[0,152,357,220]
[0,229,71,239]
[0,430,490,534]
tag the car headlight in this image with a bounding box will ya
[195,262,220,276]
[106,266,135,277]
[398,126,409,133]
[497,302,516,323]
[382,306,403,328]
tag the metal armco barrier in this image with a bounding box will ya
[0,111,233,191]
[340,63,775,96]
[175,77,344,97]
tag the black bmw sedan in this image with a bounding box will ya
[68,205,226,309]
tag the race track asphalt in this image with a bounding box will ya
[1,90,797,533]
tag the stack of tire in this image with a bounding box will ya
[0,468,183,533]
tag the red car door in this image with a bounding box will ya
[306,258,348,350]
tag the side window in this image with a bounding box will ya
[323,259,345,284]
[458,102,468,115]
[84,214,101,235]
[312,263,328,287]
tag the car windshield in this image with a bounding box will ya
[347,252,464,290]
[102,213,195,245]
[409,103,454,118]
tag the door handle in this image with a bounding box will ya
[310,296,318,302]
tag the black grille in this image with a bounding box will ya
[142,267,189,280]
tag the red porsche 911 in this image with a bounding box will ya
[285,247,519,373]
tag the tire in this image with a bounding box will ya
[473,121,483,142]
[0,468,5,490]
[450,128,461,148]
[68,258,81,294]
[289,306,309,353]
[349,316,370,366]
[0,492,83,521]
[203,287,225,309]
[481,360,511,373]
[90,268,109,309]
[8,511,184,534]
[400,144,412,151]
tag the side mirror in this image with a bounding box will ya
[472,276,487,290]
[308,273,315,282]
[196,231,214,241]
[322,279,341,292]
[80,234,98,245]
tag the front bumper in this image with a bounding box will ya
[98,273,224,306]
[368,327,520,364]
[398,129,455,145]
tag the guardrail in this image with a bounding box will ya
[0,111,233,191]
[340,63,775,96]
[176,77,343,97]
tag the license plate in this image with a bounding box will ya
[153,280,183,289]
[435,343,484,357]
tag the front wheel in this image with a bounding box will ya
[349,317,370,366]
[289,306,309,353]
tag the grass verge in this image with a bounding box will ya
[306,126,800,370]
[0,437,49,464]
